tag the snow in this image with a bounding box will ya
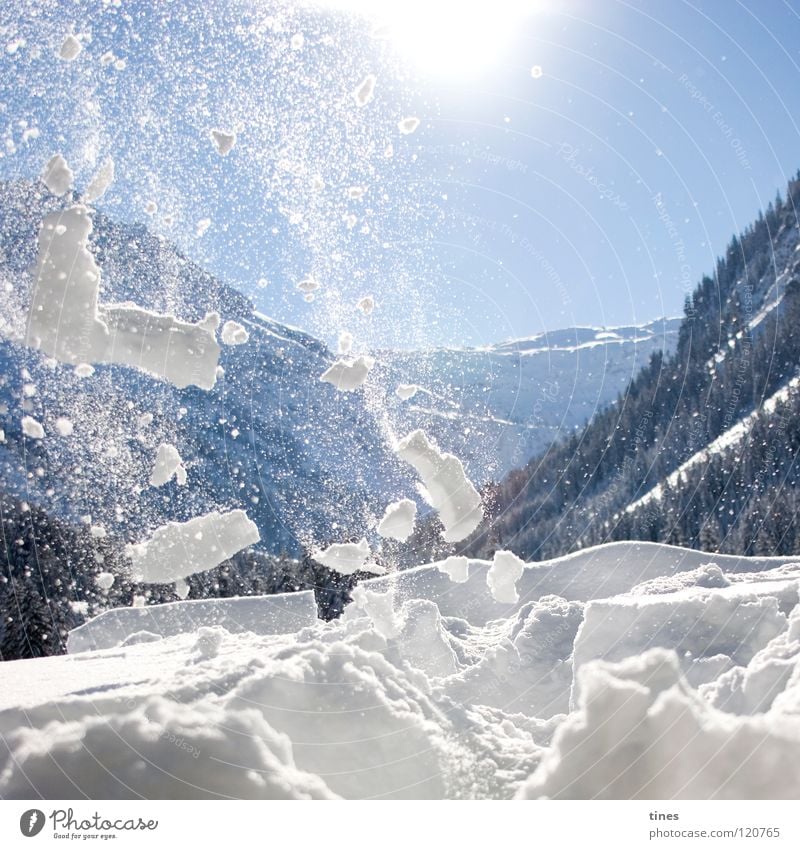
[54,416,73,436]
[21,415,44,439]
[353,74,376,107]
[517,648,800,799]
[83,158,114,203]
[26,204,221,390]
[486,550,525,603]
[3,541,800,799]
[396,383,418,400]
[221,319,249,345]
[296,276,319,293]
[210,129,236,156]
[319,355,374,391]
[394,429,483,543]
[41,153,73,195]
[438,555,469,583]
[67,591,318,653]
[312,537,382,575]
[125,509,260,583]
[398,116,420,135]
[356,294,375,314]
[58,34,82,61]
[377,498,417,541]
[337,330,353,355]
[196,217,211,237]
[149,442,187,487]
[95,571,115,591]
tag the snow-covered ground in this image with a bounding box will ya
[2,540,799,800]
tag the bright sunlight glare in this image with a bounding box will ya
[313,0,536,77]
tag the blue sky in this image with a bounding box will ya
[3,0,800,350]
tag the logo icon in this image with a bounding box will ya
[19,810,46,837]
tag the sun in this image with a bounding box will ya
[315,0,535,78]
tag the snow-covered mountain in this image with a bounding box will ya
[379,318,680,483]
[0,180,678,555]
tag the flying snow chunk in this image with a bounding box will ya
[313,538,383,575]
[377,499,417,542]
[221,320,249,345]
[149,443,187,487]
[338,331,353,355]
[396,383,418,401]
[438,556,470,583]
[210,129,236,156]
[394,430,483,543]
[320,356,374,392]
[144,200,157,215]
[174,578,190,600]
[290,33,304,50]
[21,416,44,439]
[530,65,543,79]
[84,158,114,203]
[125,509,260,583]
[42,154,74,196]
[398,117,420,135]
[27,204,221,390]
[196,218,211,237]
[348,186,365,199]
[95,572,115,591]
[59,34,82,61]
[297,276,320,294]
[353,74,376,107]
[357,295,375,314]
[54,416,73,436]
[486,550,526,603]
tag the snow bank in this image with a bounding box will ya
[377,498,417,541]
[125,509,260,583]
[394,429,483,542]
[572,580,795,699]
[319,355,374,391]
[518,649,800,799]
[149,442,187,487]
[27,205,221,389]
[4,542,797,800]
[67,591,318,653]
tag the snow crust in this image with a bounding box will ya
[3,541,800,800]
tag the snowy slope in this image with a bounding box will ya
[2,540,799,800]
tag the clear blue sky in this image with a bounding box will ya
[3,0,800,350]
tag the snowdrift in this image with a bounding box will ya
[2,541,800,800]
